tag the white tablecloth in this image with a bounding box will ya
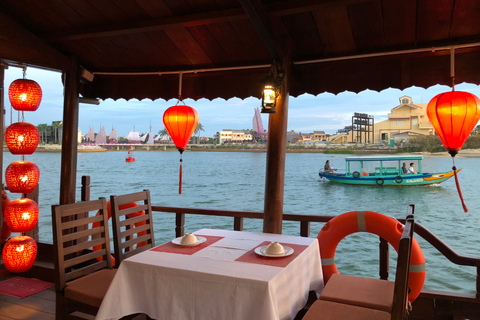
[96,229,323,320]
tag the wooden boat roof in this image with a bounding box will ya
[2,1,480,101]
[345,155,424,161]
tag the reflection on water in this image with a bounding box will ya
[3,151,479,293]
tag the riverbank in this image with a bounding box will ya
[19,144,480,157]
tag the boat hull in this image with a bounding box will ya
[320,169,460,186]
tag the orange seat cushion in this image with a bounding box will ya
[319,274,394,312]
[64,269,117,308]
[303,300,391,320]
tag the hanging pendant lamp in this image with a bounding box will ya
[162,73,199,194]
[2,236,37,273]
[8,79,42,112]
[5,122,40,155]
[426,48,480,212]
[5,161,40,194]
[4,198,39,233]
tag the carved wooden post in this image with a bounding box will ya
[81,176,90,201]
[175,213,185,238]
[263,56,290,234]
[59,56,79,205]
[379,237,389,280]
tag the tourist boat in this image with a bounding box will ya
[319,155,460,186]
[1,2,479,319]
[125,151,135,162]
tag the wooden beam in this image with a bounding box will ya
[263,55,291,234]
[46,8,247,41]
[239,0,286,60]
[59,56,80,205]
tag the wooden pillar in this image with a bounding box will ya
[0,66,5,233]
[263,56,290,234]
[59,56,79,205]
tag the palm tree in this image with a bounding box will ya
[158,128,170,144]
[37,124,48,144]
[52,122,62,144]
[194,123,204,144]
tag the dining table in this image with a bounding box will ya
[95,228,324,320]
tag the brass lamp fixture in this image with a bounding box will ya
[261,64,284,114]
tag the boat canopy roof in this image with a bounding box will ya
[345,155,424,162]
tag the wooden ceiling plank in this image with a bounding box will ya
[0,11,69,70]
[205,22,250,62]
[187,26,230,64]
[46,7,247,41]
[282,12,324,59]
[347,1,385,49]
[238,0,285,60]
[86,0,129,23]
[416,0,454,43]
[230,20,272,62]
[164,28,213,65]
[135,0,173,18]
[113,0,151,21]
[145,30,191,67]
[450,0,480,38]
[382,0,417,46]
[313,5,355,54]
[63,0,107,25]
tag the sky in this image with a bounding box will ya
[4,66,480,138]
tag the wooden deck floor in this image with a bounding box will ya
[0,279,148,320]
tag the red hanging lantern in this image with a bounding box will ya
[163,103,199,194]
[8,79,42,112]
[2,236,37,273]
[5,122,40,155]
[5,161,40,194]
[4,198,39,232]
[427,91,480,212]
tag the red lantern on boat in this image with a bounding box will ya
[5,161,40,194]
[4,198,39,233]
[8,79,42,112]
[163,103,199,194]
[5,122,40,155]
[427,90,480,212]
[2,236,37,273]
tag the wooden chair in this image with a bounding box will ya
[303,208,415,320]
[110,189,155,266]
[52,198,116,320]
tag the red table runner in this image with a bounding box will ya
[235,241,308,267]
[151,235,224,255]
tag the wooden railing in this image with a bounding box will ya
[81,176,480,301]
[151,205,480,298]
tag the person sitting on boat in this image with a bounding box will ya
[361,168,369,176]
[324,160,335,174]
[408,163,417,174]
[402,163,408,174]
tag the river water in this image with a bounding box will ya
[3,150,479,294]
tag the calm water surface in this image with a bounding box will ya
[3,151,479,294]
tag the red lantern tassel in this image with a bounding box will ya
[452,165,468,212]
[179,163,183,194]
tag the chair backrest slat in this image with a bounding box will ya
[391,204,415,320]
[52,198,113,291]
[111,189,155,266]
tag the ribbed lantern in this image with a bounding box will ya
[8,79,42,112]
[163,104,199,194]
[163,104,199,152]
[5,122,40,155]
[2,236,37,273]
[5,161,40,194]
[427,91,480,156]
[4,198,39,232]
[427,90,480,213]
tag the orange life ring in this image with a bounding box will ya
[92,201,147,266]
[317,210,425,303]
[1,190,12,243]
